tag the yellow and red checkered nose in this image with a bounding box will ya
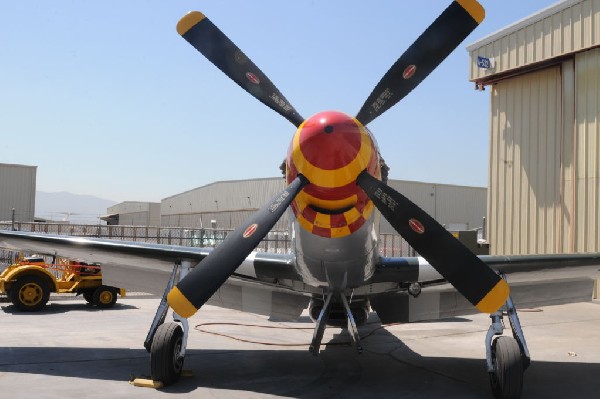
[286,111,381,238]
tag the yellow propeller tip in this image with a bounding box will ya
[456,0,485,24]
[177,11,206,36]
[167,286,198,318]
[475,279,510,314]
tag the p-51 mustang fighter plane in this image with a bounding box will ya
[2,1,600,398]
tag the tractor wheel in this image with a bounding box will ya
[10,275,50,312]
[82,291,94,304]
[489,336,524,399]
[151,322,184,386]
[93,285,118,308]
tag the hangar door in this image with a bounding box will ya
[573,48,600,253]
[488,66,563,255]
[489,49,600,255]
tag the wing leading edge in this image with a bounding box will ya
[370,253,600,324]
[0,230,309,320]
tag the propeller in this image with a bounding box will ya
[167,175,309,318]
[171,0,506,316]
[355,0,485,126]
[176,11,304,127]
[356,170,509,313]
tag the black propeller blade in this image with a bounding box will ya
[176,11,304,127]
[355,0,484,126]
[168,175,309,318]
[356,170,508,313]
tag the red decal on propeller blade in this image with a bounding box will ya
[246,72,260,84]
[243,223,258,238]
[402,65,416,79]
[408,218,425,234]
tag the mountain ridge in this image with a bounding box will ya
[35,191,118,224]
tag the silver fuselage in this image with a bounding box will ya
[291,211,380,291]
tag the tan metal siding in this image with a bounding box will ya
[560,59,576,253]
[488,66,562,255]
[574,47,600,251]
[468,0,600,82]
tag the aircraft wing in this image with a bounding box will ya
[0,230,309,320]
[371,253,600,323]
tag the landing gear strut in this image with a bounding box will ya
[485,281,530,399]
[309,291,364,355]
[144,260,195,386]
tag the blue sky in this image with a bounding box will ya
[1,1,560,202]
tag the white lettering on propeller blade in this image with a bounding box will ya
[270,93,292,112]
[374,188,397,211]
[269,191,290,213]
[371,88,393,112]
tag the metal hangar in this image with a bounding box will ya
[0,163,36,223]
[160,177,487,234]
[468,0,600,255]
[102,202,161,226]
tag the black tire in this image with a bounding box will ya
[489,336,524,399]
[151,323,184,386]
[92,285,118,308]
[82,291,94,304]
[9,275,50,312]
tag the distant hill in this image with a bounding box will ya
[35,191,118,224]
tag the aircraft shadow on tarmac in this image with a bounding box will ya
[0,321,598,398]
[0,302,139,315]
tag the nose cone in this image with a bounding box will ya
[289,111,374,189]
[285,110,381,238]
[299,111,362,170]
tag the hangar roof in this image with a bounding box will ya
[467,0,598,83]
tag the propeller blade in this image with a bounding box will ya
[177,11,304,127]
[167,175,309,318]
[355,0,485,126]
[356,170,508,313]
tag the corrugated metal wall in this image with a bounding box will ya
[487,48,600,255]
[468,0,600,82]
[382,180,486,234]
[107,201,161,226]
[161,178,288,230]
[108,202,152,214]
[162,178,286,214]
[0,163,36,222]
[161,178,486,232]
[574,47,600,252]
[487,67,563,254]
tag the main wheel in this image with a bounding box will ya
[93,285,118,308]
[10,275,50,312]
[489,336,524,399]
[151,322,184,386]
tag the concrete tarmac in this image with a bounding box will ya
[1,294,599,398]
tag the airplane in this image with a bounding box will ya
[2,1,600,398]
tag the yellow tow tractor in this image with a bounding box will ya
[0,255,125,312]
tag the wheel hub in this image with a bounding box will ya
[172,339,183,373]
[20,283,42,305]
[99,291,113,304]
